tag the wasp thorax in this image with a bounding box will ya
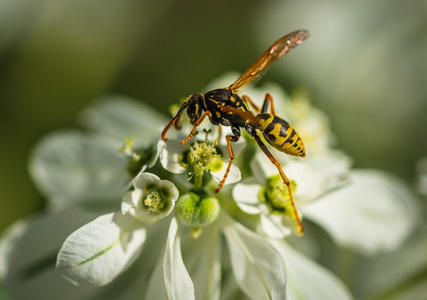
[186,93,204,123]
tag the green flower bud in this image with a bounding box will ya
[259,174,297,214]
[176,191,219,228]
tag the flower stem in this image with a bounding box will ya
[193,173,204,191]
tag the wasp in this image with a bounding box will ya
[162,30,310,234]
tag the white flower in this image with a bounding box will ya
[2,73,421,300]
[56,172,178,286]
[233,151,351,238]
[29,96,167,209]
[234,141,420,255]
[235,141,418,256]
[122,173,179,223]
[302,169,421,254]
[160,137,243,188]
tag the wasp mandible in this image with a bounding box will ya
[162,30,310,234]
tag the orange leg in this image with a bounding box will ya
[261,93,276,115]
[242,95,261,113]
[179,110,212,146]
[217,124,222,141]
[253,133,304,235]
[215,135,237,193]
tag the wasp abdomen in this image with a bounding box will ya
[256,114,306,157]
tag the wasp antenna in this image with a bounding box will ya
[161,103,188,141]
[295,29,311,42]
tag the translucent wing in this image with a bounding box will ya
[228,30,310,92]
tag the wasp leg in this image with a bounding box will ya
[217,124,222,141]
[261,93,276,115]
[179,110,212,146]
[252,133,304,235]
[242,95,261,113]
[215,126,240,193]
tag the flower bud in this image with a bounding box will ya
[259,174,297,214]
[176,191,219,228]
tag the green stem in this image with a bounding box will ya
[193,172,204,191]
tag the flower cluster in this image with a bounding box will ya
[0,76,421,300]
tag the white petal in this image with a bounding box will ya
[57,212,146,286]
[133,209,162,223]
[181,221,221,300]
[232,178,263,214]
[355,225,427,299]
[302,170,421,255]
[148,139,164,168]
[160,140,187,174]
[163,218,195,300]
[0,209,102,299]
[270,240,353,300]
[124,220,170,300]
[260,214,291,238]
[145,249,169,299]
[159,179,180,202]
[133,172,160,191]
[121,192,134,215]
[78,96,168,142]
[250,152,278,181]
[130,189,144,208]
[211,162,241,185]
[157,199,176,220]
[29,131,128,207]
[283,152,351,203]
[221,212,287,300]
[123,194,160,223]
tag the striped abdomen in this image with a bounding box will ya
[256,113,306,157]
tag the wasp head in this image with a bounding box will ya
[186,93,203,124]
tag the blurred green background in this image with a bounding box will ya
[1,0,426,235]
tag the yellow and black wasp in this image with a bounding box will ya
[162,30,310,234]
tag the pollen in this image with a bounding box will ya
[143,191,166,213]
[187,140,220,175]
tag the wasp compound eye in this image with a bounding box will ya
[187,94,203,123]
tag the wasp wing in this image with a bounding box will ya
[228,30,310,92]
